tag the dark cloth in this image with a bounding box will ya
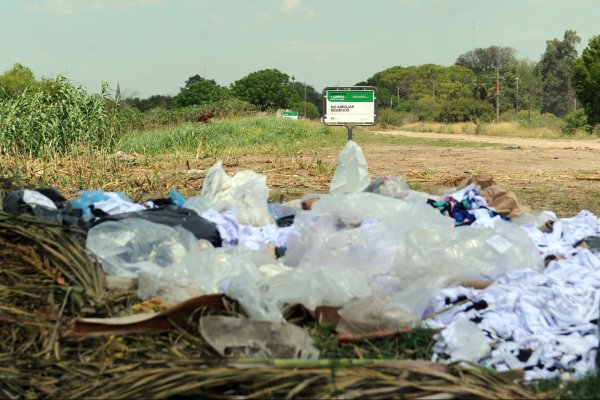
[92,204,222,247]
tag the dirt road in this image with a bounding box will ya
[258,129,600,216]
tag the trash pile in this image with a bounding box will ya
[2,140,598,389]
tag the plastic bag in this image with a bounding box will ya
[199,316,319,359]
[337,295,417,334]
[439,316,491,362]
[199,161,272,226]
[86,218,199,277]
[392,220,543,317]
[283,192,452,297]
[364,176,433,203]
[330,140,370,193]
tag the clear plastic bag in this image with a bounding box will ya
[199,161,272,226]
[330,140,370,193]
[86,218,199,277]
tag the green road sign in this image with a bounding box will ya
[323,87,377,126]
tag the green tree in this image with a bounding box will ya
[365,64,476,111]
[539,30,580,117]
[456,46,519,113]
[291,81,322,115]
[126,94,172,111]
[230,69,299,111]
[292,101,320,119]
[172,78,227,108]
[572,34,600,126]
[456,46,517,74]
[0,63,38,99]
[513,59,542,114]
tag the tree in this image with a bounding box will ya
[456,46,517,74]
[230,69,299,110]
[126,95,172,111]
[0,63,38,99]
[291,81,322,115]
[185,74,204,87]
[364,64,476,111]
[572,34,600,126]
[513,59,542,114]
[539,30,580,117]
[172,78,227,108]
[456,46,519,114]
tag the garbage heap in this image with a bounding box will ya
[2,140,598,387]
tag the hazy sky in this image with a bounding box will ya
[2,0,599,98]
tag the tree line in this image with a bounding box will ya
[2,29,600,129]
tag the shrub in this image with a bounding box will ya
[378,109,406,127]
[563,108,590,135]
[437,98,494,123]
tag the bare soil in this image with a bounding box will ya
[24,130,600,218]
[224,130,600,217]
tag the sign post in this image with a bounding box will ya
[322,86,377,141]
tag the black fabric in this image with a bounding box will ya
[275,246,287,258]
[34,188,67,206]
[275,215,295,228]
[92,204,222,247]
[3,189,86,229]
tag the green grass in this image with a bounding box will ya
[117,117,340,157]
[560,372,600,399]
[310,323,436,360]
[116,117,501,160]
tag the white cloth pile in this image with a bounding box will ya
[428,211,600,380]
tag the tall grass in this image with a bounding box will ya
[0,76,121,157]
[127,98,259,131]
[117,116,336,157]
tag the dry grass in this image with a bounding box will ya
[0,207,542,399]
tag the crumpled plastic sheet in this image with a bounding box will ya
[200,161,272,226]
[283,192,542,318]
[86,218,199,278]
[330,140,370,194]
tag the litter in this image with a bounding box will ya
[329,140,370,193]
[199,316,319,359]
[4,141,600,385]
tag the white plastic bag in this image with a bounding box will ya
[86,218,199,278]
[330,140,370,193]
[199,161,272,226]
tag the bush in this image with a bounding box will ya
[378,109,407,127]
[437,98,494,123]
[516,110,564,130]
[563,108,590,135]
[413,96,442,121]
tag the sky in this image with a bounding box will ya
[2,0,600,98]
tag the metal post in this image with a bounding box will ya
[304,84,307,118]
[496,67,500,123]
[346,125,354,141]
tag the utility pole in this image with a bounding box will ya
[516,77,519,119]
[495,67,500,123]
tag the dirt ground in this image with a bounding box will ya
[215,129,600,217]
[26,129,599,218]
